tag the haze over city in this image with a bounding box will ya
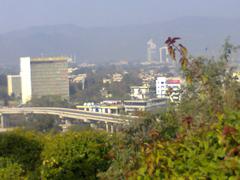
[0,1,240,179]
[1,0,240,32]
[0,0,239,65]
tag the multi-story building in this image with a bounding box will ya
[100,88,112,98]
[20,56,70,104]
[147,39,157,63]
[130,84,155,100]
[7,75,21,97]
[71,74,87,83]
[156,77,181,102]
[76,101,124,115]
[103,78,112,84]
[124,98,167,114]
[112,73,123,82]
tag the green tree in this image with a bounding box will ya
[24,114,61,133]
[41,131,112,180]
[27,95,71,108]
[0,157,23,180]
[0,130,43,172]
[100,38,240,179]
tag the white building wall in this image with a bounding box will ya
[20,57,32,104]
[156,77,167,98]
[7,76,13,96]
[7,75,21,97]
[159,46,169,64]
[156,77,181,101]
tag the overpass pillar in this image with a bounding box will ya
[105,123,115,133]
[90,123,97,129]
[0,114,6,128]
[105,123,109,132]
[110,124,114,133]
[115,125,120,132]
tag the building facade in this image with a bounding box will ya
[124,98,167,114]
[76,101,124,115]
[130,84,155,100]
[7,75,21,97]
[20,56,70,104]
[156,77,181,102]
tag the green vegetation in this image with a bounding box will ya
[41,131,112,179]
[0,74,9,106]
[99,38,240,179]
[70,66,141,103]
[0,157,23,180]
[27,95,72,108]
[0,39,240,179]
[0,130,42,171]
[0,130,112,179]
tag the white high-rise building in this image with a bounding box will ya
[147,39,157,63]
[20,56,70,104]
[159,46,170,64]
[7,75,21,97]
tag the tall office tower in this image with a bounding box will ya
[20,56,70,104]
[159,46,170,64]
[7,75,22,97]
[147,39,157,63]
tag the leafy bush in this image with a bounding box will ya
[0,157,23,180]
[41,130,112,180]
[100,38,240,179]
[0,130,43,171]
[130,111,240,179]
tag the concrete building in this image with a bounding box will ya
[156,77,181,102]
[103,78,112,84]
[112,73,123,82]
[156,77,167,98]
[7,75,21,97]
[124,98,167,114]
[159,46,170,64]
[69,74,87,90]
[147,39,157,63]
[76,101,124,115]
[20,56,70,104]
[130,84,155,100]
[100,88,112,98]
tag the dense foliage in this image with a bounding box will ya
[41,131,112,179]
[0,157,23,180]
[0,130,112,179]
[0,39,239,179]
[99,39,240,179]
[0,131,42,171]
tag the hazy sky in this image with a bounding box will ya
[1,0,240,33]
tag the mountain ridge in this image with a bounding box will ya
[0,16,239,65]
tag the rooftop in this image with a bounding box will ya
[31,56,71,63]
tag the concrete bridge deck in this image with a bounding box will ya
[0,107,137,132]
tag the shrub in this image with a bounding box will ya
[0,130,43,171]
[41,130,112,180]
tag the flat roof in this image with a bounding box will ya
[7,75,21,78]
[76,105,124,109]
[130,85,150,89]
[31,56,71,63]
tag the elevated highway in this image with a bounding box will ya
[0,107,137,132]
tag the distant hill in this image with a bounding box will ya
[0,17,239,65]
